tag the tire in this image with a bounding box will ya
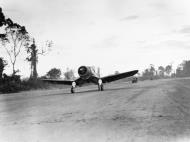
[98,85,101,91]
[100,84,104,91]
[71,87,75,93]
[98,84,104,91]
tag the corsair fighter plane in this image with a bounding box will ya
[42,66,138,93]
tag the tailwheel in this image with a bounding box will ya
[71,87,75,93]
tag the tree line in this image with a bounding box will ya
[0,7,190,93]
[140,61,190,80]
[43,68,76,80]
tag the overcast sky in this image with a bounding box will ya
[1,0,190,77]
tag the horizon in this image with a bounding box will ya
[1,0,190,78]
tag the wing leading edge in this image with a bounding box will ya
[42,70,138,85]
[101,70,138,83]
[41,79,73,85]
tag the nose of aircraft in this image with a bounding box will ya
[78,66,87,76]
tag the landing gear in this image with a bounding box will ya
[132,77,138,83]
[98,84,104,91]
[71,87,75,93]
[71,82,76,93]
[98,79,104,91]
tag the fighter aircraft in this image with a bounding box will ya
[42,66,138,93]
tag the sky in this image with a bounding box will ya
[1,0,190,78]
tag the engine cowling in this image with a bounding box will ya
[78,66,87,75]
[78,66,91,79]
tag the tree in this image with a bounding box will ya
[26,39,38,79]
[142,69,150,80]
[0,7,7,47]
[165,65,172,76]
[0,57,7,80]
[158,66,165,77]
[149,64,155,79]
[46,68,61,79]
[176,63,183,77]
[150,64,155,75]
[0,8,30,75]
[141,64,156,80]
[182,60,190,77]
[0,8,6,26]
[4,21,29,75]
[26,39,52,80]
[64,68,75,80]
[179,60,190,77]
[0,8,6,39]
[175,60,190,77]
[115,71,119,75]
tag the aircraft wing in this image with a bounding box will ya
[41,79,73,85]
[41,77,85,86]
[101,70,138,83]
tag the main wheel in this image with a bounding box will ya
[98,84,104,91]
[100,84,104,91]
[71,87,75,93]
[98,85,101,91]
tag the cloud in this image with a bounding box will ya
[120,15,139,21]
[150,2,169,10]
[139,38,190,51]
[164,40,190,49]
[178,25,190,34]
[92,36,119,48]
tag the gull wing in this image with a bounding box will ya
[41,79,73,85]
[101,70,138,83]
[41,77,84,86]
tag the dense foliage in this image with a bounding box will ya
[0,8,30,75]
[64,68,75,80]
[176,60,190,77]
[140,60,190,80]
[46,68,62,79]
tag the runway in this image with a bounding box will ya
[0,78,190,142]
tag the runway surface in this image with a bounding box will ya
[0,78,190,142]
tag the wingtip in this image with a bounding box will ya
[133,70,139,73]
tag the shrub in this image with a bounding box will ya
[0,81,21,93]
[21,78,50,90]
[0,74,21,93]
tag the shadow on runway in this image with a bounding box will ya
[59,86,134,95]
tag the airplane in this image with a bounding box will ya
[42,66,138,93]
